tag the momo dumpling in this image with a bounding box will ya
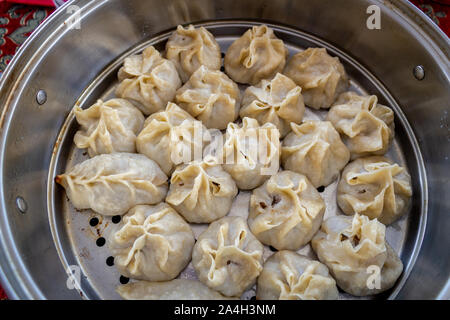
[281,121,350,188]
[166,24,221,83]
[337,156,412,225]
[175,66,240,130]
[166,158,238,223]
[55,153,168,216]
[248,171,325,250]
[284,48,349,109]
[240,73,305,137]
[222,117,281,190]
[311,214,404,296]
[224,25,288,85]
[192,216,264,297]
[116,45,181,115]
[257,251,338,300]
[136,102,206,175]
[73,99,145,157]
[117,279,234,300]
[327,91,395,159]
[109,203,195,281]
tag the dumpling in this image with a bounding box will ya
[55,153,168,216]
[109,203,195,281]
[240,73,305,137]
[337,156,412,225]
[224,25,288,85]
[116,45,181,115]
[192,216,264,297]
[281,121,350,188]
[248,171,325,250]
[327,91,395,159]
[175,66,240,130]
[136,102,206,176]
[256,251,338,300]
[166,24,221,83]
[166,157,238,223]
[284,48,349,109]
[222,117,281,190]
[117,279,234,300]
[73,99,145,157]
[311,214,404,296]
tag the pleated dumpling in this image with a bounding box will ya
[337,156,412,225]
[281,121,350,188]
[55,153,168,216]
[222,117,281,190]
[327,91,395,159]
[116,45,181,115]
[257,251,338,300]
[192,216,264,297]
[175,66,240,130]
[109,203,195,281]
[240,73,305,137]
[166,24,221,83]
[248,171,325,250]
[311,214,403,296]
[73,99,145,157]
[136,102,206,176]
[166,158,238,223]
[284,48,349,109]
[224,25,288,85]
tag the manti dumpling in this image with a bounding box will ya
[337,156,412,225]
[240,73,305,137]
[281,121,350,188]
[224,25,288,85]
[109,203,195,281]
[284,48,349,109]
[116,45,181,115]
[117,279,233,300]
[327,91,394,159]
[55,153,168,216]
[166,157,238,223]
[136,102,206,175]
[166,24,221,83]
[192,216,264,297]
[222,117,281,190]
[311,214,403,296]
[73,99,145,157]
[175,66,240,130]
[248,171,325,250]
[256,251,338,300]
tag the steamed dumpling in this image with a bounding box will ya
[73,99,145,157]
[311,214,403,296]
[166,158,238,223]
[327,91,395,159]
[248,171,325,250]
[240,73,305,137]
[109,203,195,281]
[222,117,281,190]
[192,216,264,297]
[257,251,338,300]
[281,121,350,188]
[166,24,221,83]
[55,153,168,216]
[224,25,288,85]
[116,45,181,115]
[175,66,240,130]
[136,102,206,176]
[284,48,349,109]
[337,156,412,225]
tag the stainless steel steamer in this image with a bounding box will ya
[0,0,448,299]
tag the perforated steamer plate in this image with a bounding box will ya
[47,22,426,300]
